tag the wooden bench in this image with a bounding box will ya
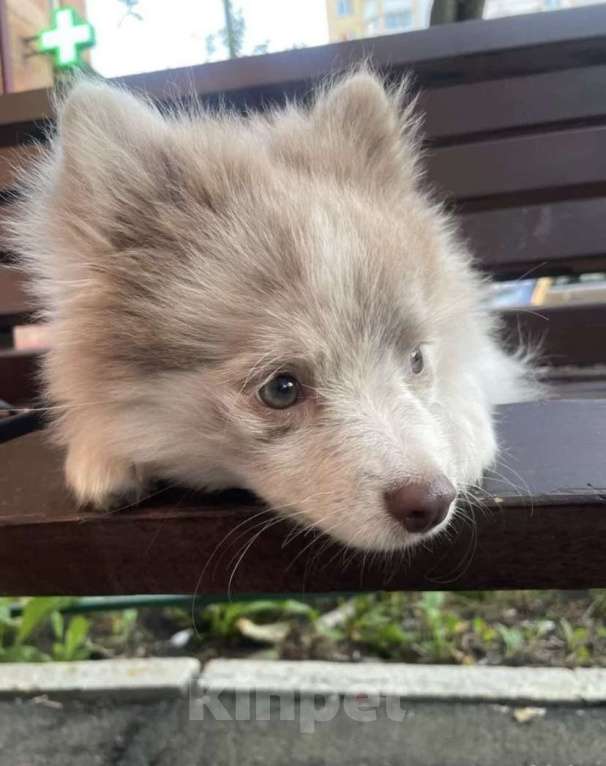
[1,6,605,595]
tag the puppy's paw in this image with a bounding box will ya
[65,445,146,511]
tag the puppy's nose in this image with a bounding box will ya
[384,477,456,534]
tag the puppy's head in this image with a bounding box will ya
[20,72,503,551]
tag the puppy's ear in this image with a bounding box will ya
[276,70,420,193]
[313,71,420,191]
[313,70,399,144]
[49,81,191,252]
[59,80,164,159]
[56,80,168,192]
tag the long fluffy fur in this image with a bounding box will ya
[6,70,540,551]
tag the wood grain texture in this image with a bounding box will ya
[421,64,606,142]
[0,400,604,595]
[4,62,606,147]
[426,126,606,202]
[460,199,606,279]
[502,304,606,367]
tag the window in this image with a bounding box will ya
[364,0,378,18]
[384,0,411,11]
[384,10,413,29]
[337,0,353,17]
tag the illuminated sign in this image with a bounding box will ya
[37,7,95,69]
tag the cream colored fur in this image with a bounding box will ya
[7,71,538,551]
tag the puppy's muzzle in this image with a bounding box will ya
[384,476,456,534]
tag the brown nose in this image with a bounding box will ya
[384,477,456,534]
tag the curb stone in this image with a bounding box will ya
[199,660,606,705]
[0,657,200,701]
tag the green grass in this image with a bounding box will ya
[179,590,606,666]
[3,591,606,666]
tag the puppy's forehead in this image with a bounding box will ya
[308,202,425,311]
[248,209,428,367]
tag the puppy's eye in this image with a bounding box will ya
[258,374,301,409]
[410,346,424,375]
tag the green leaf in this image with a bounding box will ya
[276,599,319,620]
[50,611,64,641]
[15,597,73,645]
[202,599,318,639]
[379,623,410,647]
[62,616,91,661]
[0,644,51,663]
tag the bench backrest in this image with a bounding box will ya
[2,5,606,406]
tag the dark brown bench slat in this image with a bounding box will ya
[3,67,606,178]
[0,266,32,329]
[10,65,606,149]
[0,399,603,595]
[502,303,606,367]
[422,64,606,143]
[0,350,40,405]
[461,199,606,279]
[2,303,605,407]
[427,125,606,202]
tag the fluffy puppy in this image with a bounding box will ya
[9,71,537,551]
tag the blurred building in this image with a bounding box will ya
[325,0,606,40]
[485,0,603,16]
[326,0,432,41]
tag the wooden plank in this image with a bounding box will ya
[503,303,606,367]
[4,63,606,149]
[421,64,606,143]
[461,199,606,279]
[0,399,603,595]
[0,349,40,405]
[427,125,606,202]
[0,265,32,328]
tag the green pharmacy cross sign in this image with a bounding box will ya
[37,7,96,69]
